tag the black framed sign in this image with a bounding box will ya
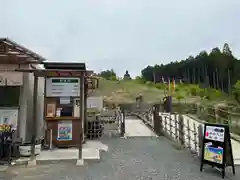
[200,123,235,178]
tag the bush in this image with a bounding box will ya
[145,81,154,86]
[155,83,165,89]
[109,76,117,81]
[175,94,185,102]
[175,86,180,92]
[198,89,206,98]
[213,89,223,99]
[189,86,200,96]
[135,77,146,84]
[233,80,240,103]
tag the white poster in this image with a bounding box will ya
[5,72,23,86]
[205,125,225,142]
[46,77,80,97]
[60,97,71,104]
[0,72,23,86]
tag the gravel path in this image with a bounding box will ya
[2,136,239,180]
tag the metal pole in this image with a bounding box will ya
[49,129,53,150]
[78,75,84,160]
[31,73,38,159]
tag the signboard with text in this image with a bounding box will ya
[46,77,80,97]
[200,123,235,178]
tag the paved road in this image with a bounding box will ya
[2,136,239,180]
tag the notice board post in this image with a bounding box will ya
[200,123,235,178]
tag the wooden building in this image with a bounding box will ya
[0,38,99,149]
[0,38,45,143]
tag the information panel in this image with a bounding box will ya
[46,77,80,97]
[205,125,225,142]
[57,121,72,141]
[200,123,235,178]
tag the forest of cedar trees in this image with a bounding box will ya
[141,43,240,102]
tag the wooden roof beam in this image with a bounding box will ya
[0,55,42,64]
[0,38,46,62]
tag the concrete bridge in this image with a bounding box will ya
[1,114,240,180]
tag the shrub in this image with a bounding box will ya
[155,83,165,89]
[145,81,154,86]
[176,94,185,103]
[213,89,223,99]
[175,86,180,92]
[109,76,117,81]
[189,86,200,96]
[198,89,206,98]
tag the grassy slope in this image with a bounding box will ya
[89,79,165,103]
[89,78,209,104]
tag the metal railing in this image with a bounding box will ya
[86,108,124,139]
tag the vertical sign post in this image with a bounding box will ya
[30,73,38,161]
[77,74,84,165]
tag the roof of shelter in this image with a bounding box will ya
[0,38,46,64]
[43,62,86,71]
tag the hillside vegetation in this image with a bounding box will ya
[90,78,164,104]
[90,78,238,108]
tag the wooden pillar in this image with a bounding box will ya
[153,104,162,135]
[84,79,87,136]
[31,73,38,159]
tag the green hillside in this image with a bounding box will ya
[90,78,165,104]
[89,78,237,106]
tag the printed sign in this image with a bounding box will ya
[204,142,223,164]
[205,125,225,142]
[57,121,72,141]
[0,72,23,86]
[46,77,80,97]
[0,109,18,130]
[60,97,71,104]
[200,123,235,178]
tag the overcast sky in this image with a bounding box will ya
[1,0,240,77]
